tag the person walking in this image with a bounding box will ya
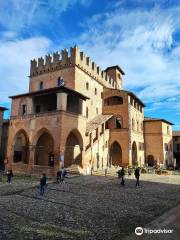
[39,173,47,196]
[7,170,13,184]
[117,167,125,186]
[56,170,62,183]
[135,167,140,186]
[60,167,67,183]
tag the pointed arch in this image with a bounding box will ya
[34,128,54,166]
[110,141,122,166]
[64,129,83,167]
[13,129,29,164]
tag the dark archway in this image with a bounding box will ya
[147,155,155,166]
[64,130,83,167]
[35,132,54,166]
[13,130,29,164]
[110,141,122,166]
[132,141,137,165]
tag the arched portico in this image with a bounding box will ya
[13,130,29,164]
[110,141,122,166]
[35,131,54,166]
[64,129,83,167]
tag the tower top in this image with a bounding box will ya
[105,65,125,75]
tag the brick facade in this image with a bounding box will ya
[5,46,174,175]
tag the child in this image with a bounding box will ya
[39,173,47,196]
[7,170,13,183]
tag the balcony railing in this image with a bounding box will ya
[11,109,84,120]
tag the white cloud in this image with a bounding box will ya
[78,5,180,103]
[0,37,51,102]
[0,0,92,34]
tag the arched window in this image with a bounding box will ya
[116,117,122,128]
[86,82,89,90]
[57,77,64,87]
[22,104,27,115]
[132,118,135,131]
[137,121,139,132]
[104,96,123,106]
[95,88,97,95]
[39,81,43,90]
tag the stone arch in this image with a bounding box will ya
[64,129,83,167]
[34,128,54,166]
[110,141,122,166]
[132,141,137,166]
[147,155,155,167]
[13,129,29,164]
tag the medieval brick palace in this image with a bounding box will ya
[5,46,174,174]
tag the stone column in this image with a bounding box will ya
[27,98,33,114]
[57,92,67,111]
[80,100,86,117]
[28,145,35,173]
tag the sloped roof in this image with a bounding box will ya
[86,114,113,133]
[104,65,125,75]
[144,117,173,125]
[173,131,180,136]
[0,106,8,111]
[9,86,89,100]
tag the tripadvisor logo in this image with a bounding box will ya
[135,227,143,236]
[135,227,173,235]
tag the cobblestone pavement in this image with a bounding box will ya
[0,174,180,240]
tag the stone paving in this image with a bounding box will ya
[0,174,180,240]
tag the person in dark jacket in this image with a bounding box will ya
[135,168,140,186]
[60,167,67,183]
[39,173,47,195]
[7,170,13,183]
[56,170,62,183]
[117,168,125,186]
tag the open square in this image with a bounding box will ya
[0,174,180,240]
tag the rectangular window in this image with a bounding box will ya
[177,144,180,152]
[86,107,88,118]
[100,123,104,135]
[22,104,27,115]
[93,128,98,143]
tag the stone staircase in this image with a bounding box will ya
[66,164,83,175]
[92,167,120,177]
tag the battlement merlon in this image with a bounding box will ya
[29,46,125,89]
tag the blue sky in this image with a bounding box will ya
[0,0,179,129]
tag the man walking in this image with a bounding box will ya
[135,167,140,186]
[117,167,125,186]
[39,173,47,196]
